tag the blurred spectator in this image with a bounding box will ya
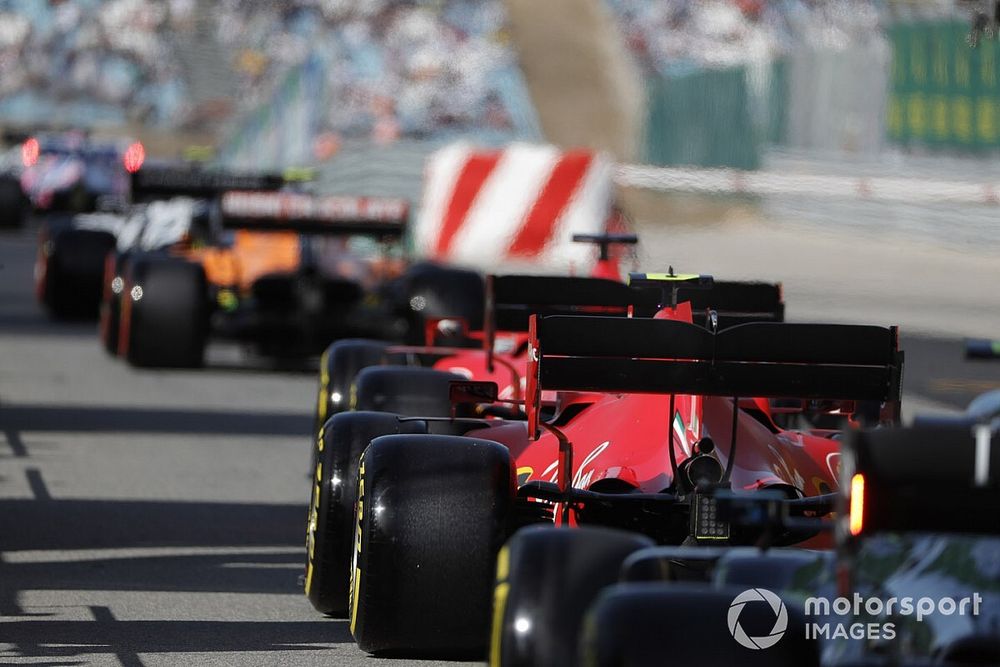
[0,0,188,124]
[216,0,520,141]
[0,0,523,139]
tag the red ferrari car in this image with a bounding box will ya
[311,251,785,434]
[307,272,903,661]
[310,233,642,429]
[305,269,786,616]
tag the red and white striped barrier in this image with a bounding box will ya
[414,142,614,273]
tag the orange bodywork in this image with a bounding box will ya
[181,230,301,292]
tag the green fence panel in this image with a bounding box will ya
[643,66,760,170]
[889,20,1000,149]
[767,58,789,146]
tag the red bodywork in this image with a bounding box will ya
[468,308,843,492]
[396,252,632,401]
[450,302,896,548]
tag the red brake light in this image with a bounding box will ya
[849,473,865,536]
[123,141,145,173]
[21,137,39,167]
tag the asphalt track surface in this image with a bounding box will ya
[0,226,473,666]
[0,224,996,666]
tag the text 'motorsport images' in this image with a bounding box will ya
[2,2,1000,667]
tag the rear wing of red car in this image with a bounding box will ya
[627,273,783,327]
[487,275,656,332]
[683,281,784,328]
[479,274,786,368]
[483,275,784,338]
[480,275,658,369]
[130,166,285,201]
[218,190,409,237]
[525,315,904,437]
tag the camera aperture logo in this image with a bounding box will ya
[728,588,984,648]
[728,588,788,650]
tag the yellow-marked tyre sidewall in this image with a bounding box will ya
[307,412,427,617]
[494,527,654,667]
[304,459,322,597]
[315,348,330,433]
[489,545,511,666]
[346,434,515,656]
[349,456,366,636]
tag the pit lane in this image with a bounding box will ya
[0,227,470,666]
[0,222,995,666]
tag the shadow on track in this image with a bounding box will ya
[0,404,311,436]
[0,498,350,663]
[2,612,351,664]
[0,498,308,611]
[0,498,305,552]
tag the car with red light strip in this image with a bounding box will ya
[30,133,151,318]
[19,131,141,215]
[302,271,903,661]
[37,162,286,321]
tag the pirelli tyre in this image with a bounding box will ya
[712,549,832,593]
[119,256,209,368]
[579,583,818,667]
[99,251,129,356]
[490,526,653,667]
[349,434,515,656]
[314,340,405,438]
[36,225,116,319]
[397,262,485,344]
[352,366,468,417]
[0,175,25,228]
[305,411,427,616]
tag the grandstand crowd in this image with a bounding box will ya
[0,0,887,139]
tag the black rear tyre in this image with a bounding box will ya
[580,583,818,666]
[712,548,832,593]
[396,262,485,344]
[490,526,653,667]
[314,340,399,436]
[0,176,25,228]
[38,226,116,319]
[120,256,209,368]
[311,340,410,474]
[353,366,467,417]
[349,433,515,656]
[99,251,129,356]
[305,412,427,616]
